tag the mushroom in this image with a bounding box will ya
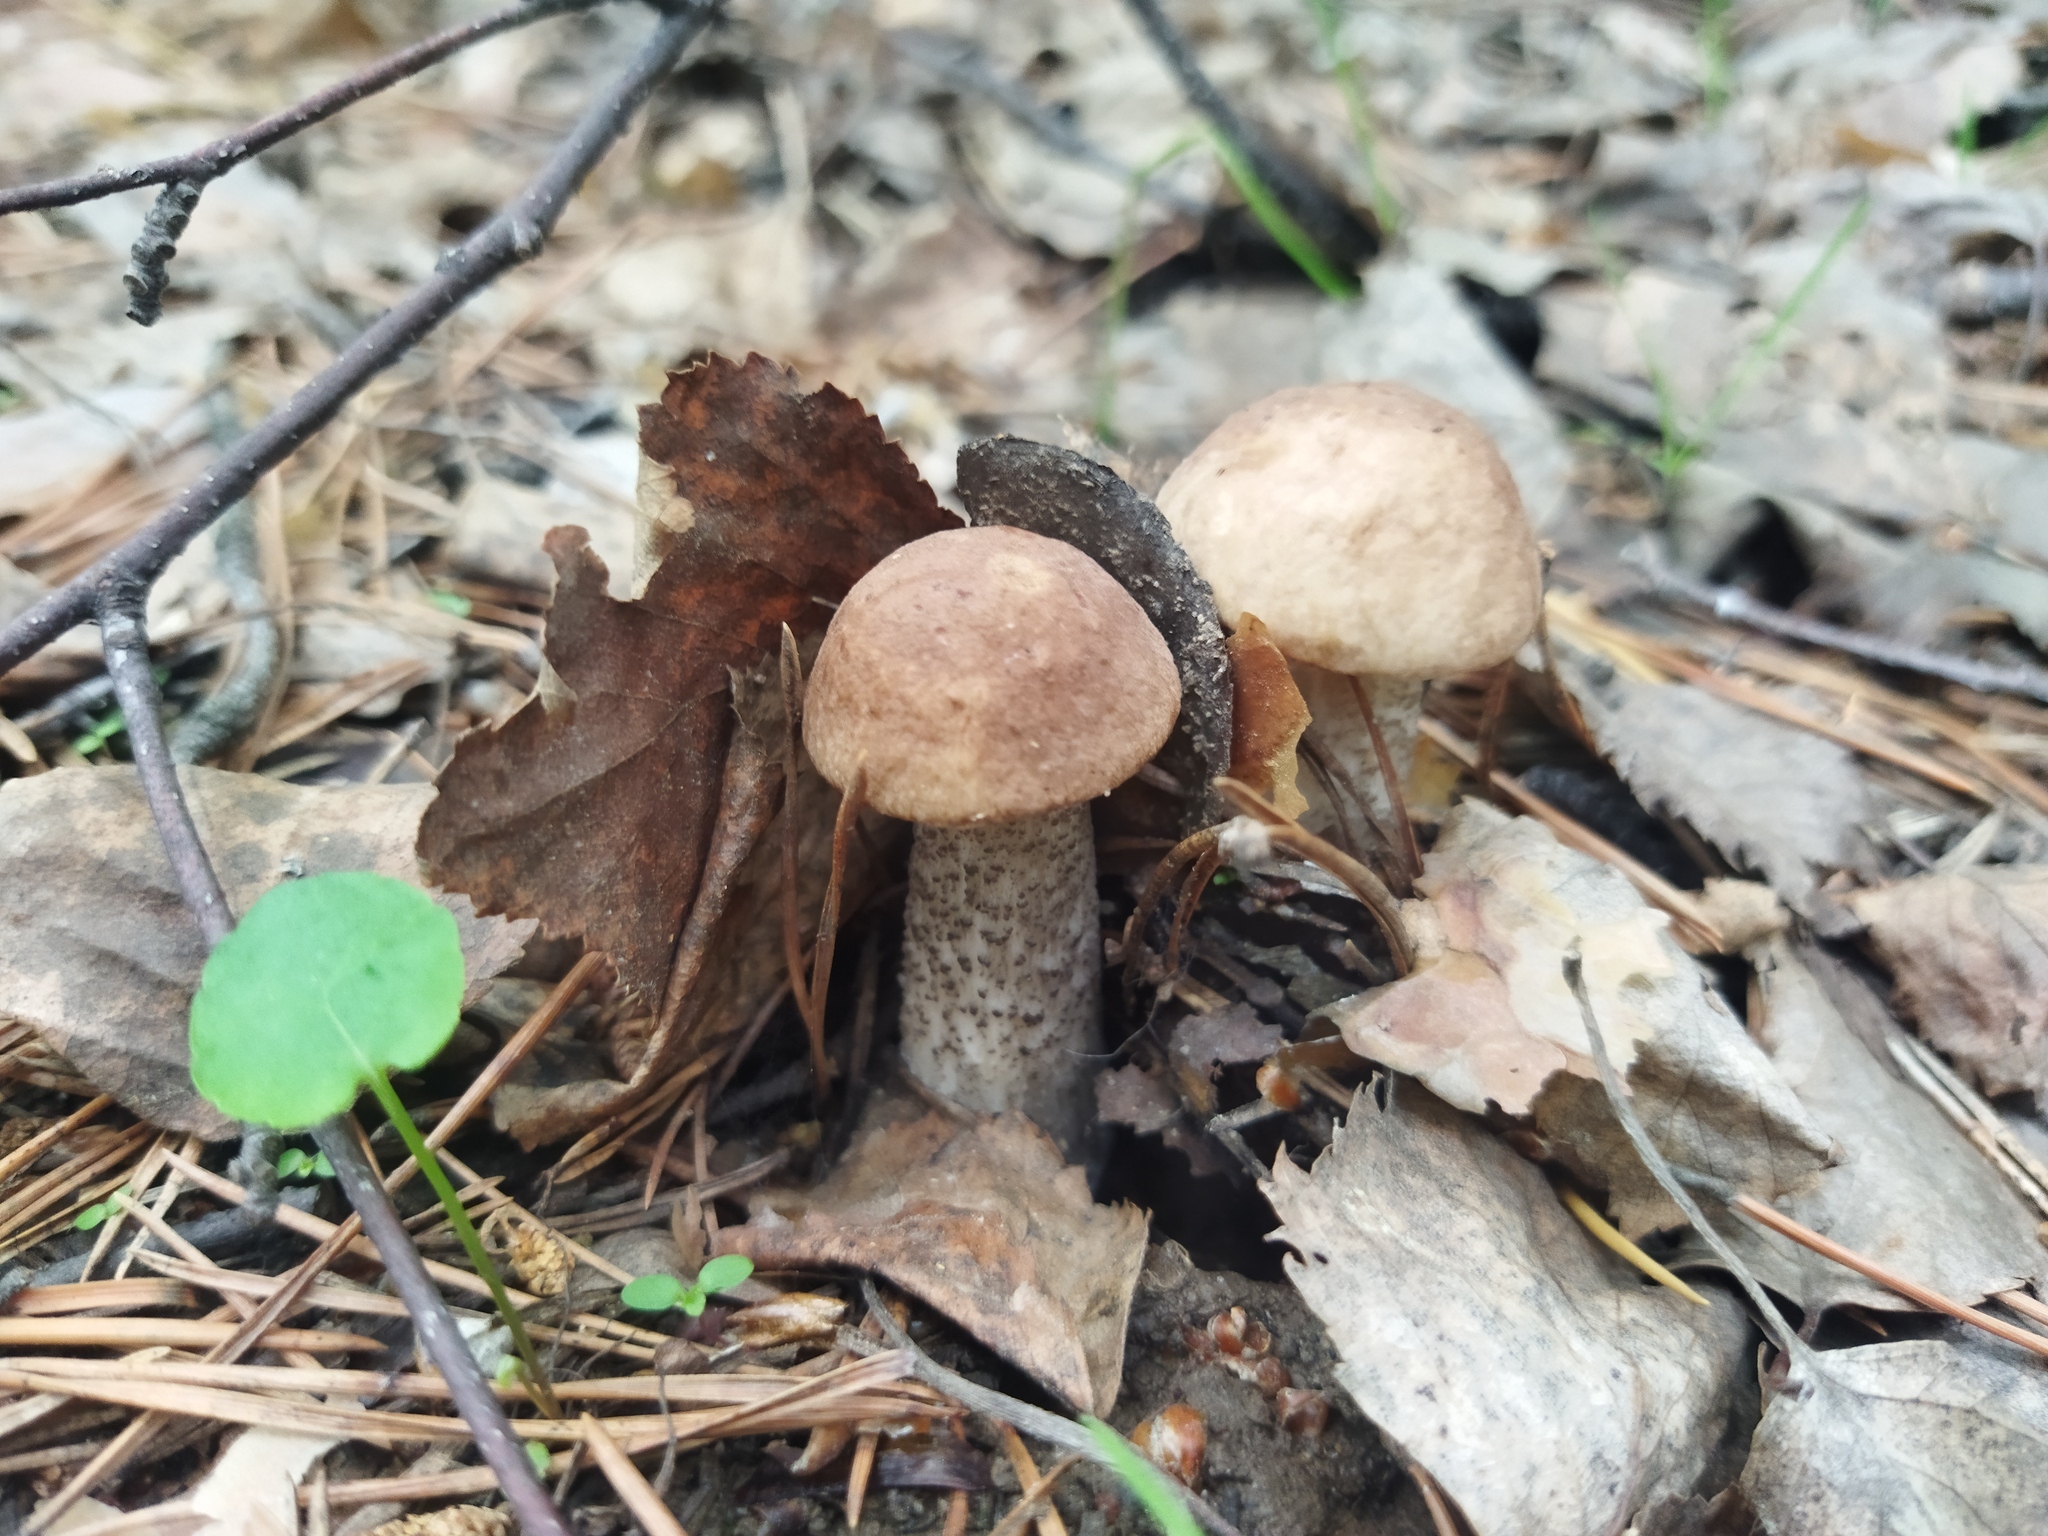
[1155,381,1540,846]
[802,525,1181,1154]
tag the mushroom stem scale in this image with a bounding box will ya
[898,805,1102,1154]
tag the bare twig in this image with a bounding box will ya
[0,0,719,682]
[0,0,613,217]
[1624,540,2048,706]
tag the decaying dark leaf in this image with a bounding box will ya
[956,437,1230,829]
[1328,802,1831,1234]
[0,766,532,1138]
[1849,867,2048,1099]
[420,354,954,1008]
[1225,615,1310,819]
[1559,649,1874,918]
[1266,1086,1758,1536]
[1741,1338,2048,1535]
[724,1094,1148,1414]
[1704,939,2046,1314]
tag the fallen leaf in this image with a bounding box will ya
[1097,1063,1180,1136]
[1167,1004,1286,1117]
[724,1094,1148,1414]
[1328,802,1831,1233]
[1708,939,2046,1314]
[191,1425,339,1536]
[956,436,1231,829]
[1740,1338,2048,1535]
[1224,616,1310,819]
[1849,866,2048,1098]
[0,766,531,1139]
[420,354,953,1008]
[1560,649,1874,916]
[1266,1086,1758,1536]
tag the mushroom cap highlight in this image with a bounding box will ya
[1155,381,1542,679]
[804,525,1182,826]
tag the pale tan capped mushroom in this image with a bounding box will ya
[1156,381,1541,837]
[804,525,1181,1153]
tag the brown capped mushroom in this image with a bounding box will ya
[1156,381,1541,838]
[803,525,1181,1154]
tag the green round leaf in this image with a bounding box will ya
[695,1254,754,1297]
[276,1149,309,1177]
[620,1273,689,1312]
[526,1441,551,1477]
[188,872,465,1130]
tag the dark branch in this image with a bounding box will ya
[1118,0,1375,267]
[0,0,717,682]
[0,0,614,218]
[315,1117,574,1536]
[97,576,234,947]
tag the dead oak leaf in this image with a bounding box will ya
[0,766,531,1138]
[1849,867,2048,1099]
[724,1095,1147,1415]
[419,354,953,1007]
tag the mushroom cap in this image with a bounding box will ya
[804,525,1182,825]
[1155,382,1542,678]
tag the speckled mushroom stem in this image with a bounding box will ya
[896,804,1102,1154]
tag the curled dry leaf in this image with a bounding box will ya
[1225,615,1311,820]
[0,766,532,1139]
[1710,939,2045,1314]
[1558,650,1875,920]
[723,1095,1147,1414]
[1849,866,2048,1099]
[420,354,954,1009]
[1740,1338,2048,1536]
[956,436,1231,829]
[1328,802,1830,1233]
[191,1424,340,1536]
[1266,1086,1757,1536]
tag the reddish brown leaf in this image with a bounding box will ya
[1225,615,1310,819]
[419,354,954,1009]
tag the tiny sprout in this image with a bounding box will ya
[619,1254,755,1318]
[525,1441,551,1477]
[276,1148,334,1180]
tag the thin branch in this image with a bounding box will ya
[97,577,232,947]
[0,0,719,682]
[314,1119,574,1536]
[1624,539,2048,706]
[1118,0,1372,269]
[0,0,613,217]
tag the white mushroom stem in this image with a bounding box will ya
[1290,664,1423,842]
[897,803,1101,1154]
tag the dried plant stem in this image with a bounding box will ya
[1555,1185,1707,1306]
[1348,675,1421,878]
[997,1423,1071,1536]
[582,1413,691,1536]
[801,767,866,1093]
[986,1453,1088,1536]
[0,1,718,682]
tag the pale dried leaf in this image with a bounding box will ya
[1849,867,2048,1098]
[1711,940,2046,1313]
[1266,1087,1757,1536]
[365,1510,510,1536]
[1097,1064,1180,1136]
[192,1426,338,1536]
[726,1095,1147,1414]
[1741,1339,2048,1535]
[0,767,532,1138]
[1330,802,1830,1233]
[1561,651,1872,912]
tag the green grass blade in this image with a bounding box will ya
[1204,124,1358,300]
[1080,1416,1202,1536]
[1302,0,1402,237]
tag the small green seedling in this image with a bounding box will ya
[276,1148,334,1180]
[1080,1416,1201,1536]
[525,1441,551,1477]
[619,1254,755,1318]
[73,1187,133,1232]
[188,871,557,1409]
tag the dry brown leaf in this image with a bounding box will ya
[191,1425,338,1536]
[365,1510,510,1536]
[1225,615,1310,820]
[420,354,953,1008]
[1266,1087,1757,1536]
[1328,802,1830,1233]
[1097,1063,1180,1135]
[1560,651,1875,916]
[1740,1339,2048,1535]
[0,766,532,1138]
[1707,939,2046,1314]
[725,1095,1148,1414]
[1849,867,2048,1098]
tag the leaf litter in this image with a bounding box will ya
[5,0,2048,1532]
